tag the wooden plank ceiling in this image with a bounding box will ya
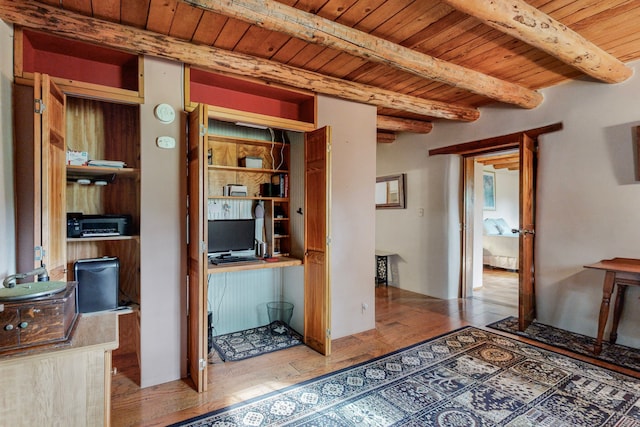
[2,0,640,138]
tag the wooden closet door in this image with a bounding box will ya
[14,73,68,280]
[39,74,67,280]
[304,126,331,355]
[187,104,208,392]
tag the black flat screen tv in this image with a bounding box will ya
[208,219,255,255]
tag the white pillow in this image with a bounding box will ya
[494,218,511,234]
[483,218,500,235]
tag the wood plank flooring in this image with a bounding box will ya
[473,267,518,307]
[110,285,637,426]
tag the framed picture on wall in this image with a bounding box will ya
[483,171,496,210]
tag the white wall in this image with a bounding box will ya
[0,21,14,280]
[318,95,377,339]
[139,57,185,387]
[483,167,519,228]
[376,136,455,298]
[379,61,640,346]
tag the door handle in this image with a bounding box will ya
[512,228,535,235]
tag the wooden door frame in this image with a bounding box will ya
[429,123,562,307]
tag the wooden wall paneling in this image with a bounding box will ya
[102,101,140,168]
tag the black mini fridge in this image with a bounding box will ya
[73,256,119,313]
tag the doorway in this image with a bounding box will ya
[429,122,562,330]
[472,151,520,307]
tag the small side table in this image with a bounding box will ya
[375,250,396,287]
[584,258,640,354]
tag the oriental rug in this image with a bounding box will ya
[172,326,640,426]
[487,316,640,372]
[211,321,303,362]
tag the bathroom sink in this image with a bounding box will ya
[0,281,67,302]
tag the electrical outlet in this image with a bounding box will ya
[361,302,368,313]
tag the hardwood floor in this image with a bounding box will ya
[110,285,635,426]
[473,267,518,307]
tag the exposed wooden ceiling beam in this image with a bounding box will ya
[494,162,520,170]
[377,116,433,134]
[377,132,397,144]
[477,153,520,170]
[442,0,632,84]
[0,0,480,122]
[184,0,542,109]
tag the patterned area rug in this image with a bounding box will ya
[487,316,640,372]
[172,326,640,426]
[211,321,303,362]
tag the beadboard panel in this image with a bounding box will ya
[208,268,284,336]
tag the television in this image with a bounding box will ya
[208,219,256,256]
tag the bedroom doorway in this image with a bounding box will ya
[430,123,562,331]
[460,133,538,330]
[473,151,520,307]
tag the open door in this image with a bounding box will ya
[14,72,65,282]
[304,126,331,355]
[187,104,208,392]
[517,133,536,330]
[431,124,562,328]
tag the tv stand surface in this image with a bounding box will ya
[208,256,302,273]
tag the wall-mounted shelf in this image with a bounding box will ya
[14,27,144,104]
[67,235,139,243]
[208,165,288,175]
[67,165,139,178]
[185,67,315,132]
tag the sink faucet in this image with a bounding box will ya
[2,264,50,288]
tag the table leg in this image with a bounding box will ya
[609,284,627,345]
[595,271,616,355]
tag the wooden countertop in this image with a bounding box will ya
[208,256,302,273]
[0,312,118,362]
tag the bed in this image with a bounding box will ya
[483,218,519,271]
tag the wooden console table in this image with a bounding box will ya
[584,258,640,354]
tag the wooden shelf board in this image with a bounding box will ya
[209,134,288,148]
[208,165,288,174]
[207,256,301,274]
[67,165,139,178]
[67,235,139,243]
[209,196,288,202]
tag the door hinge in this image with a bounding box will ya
[199,124,206,137]
[33,246,45,262]
[200,240,207,254]
[199,358,207,371]
[326,236,331,246]
[327,143,331,152]
[34,99,46,114]
[326,328,331,337]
